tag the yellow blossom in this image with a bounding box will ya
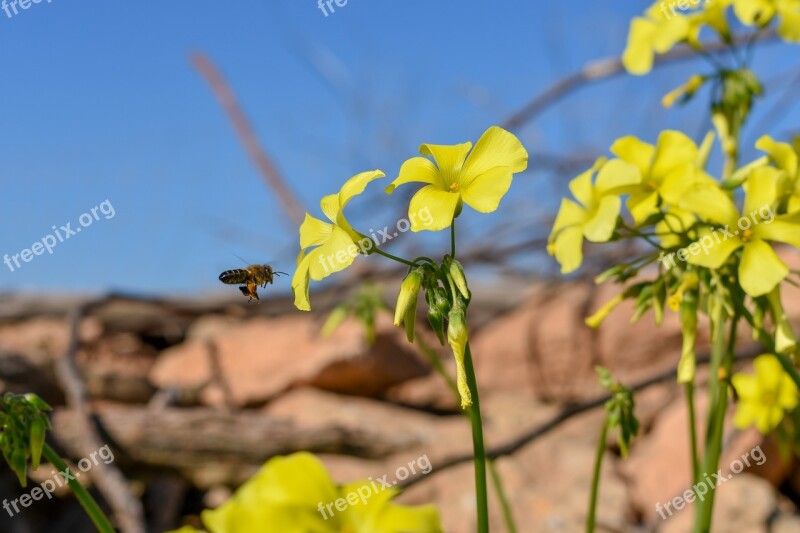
[756,134,800,212]
[623,4,691,74]
[732,355,799,434]
[385,126,528,232]
[733,0,800,42]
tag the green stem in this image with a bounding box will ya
[488,459,517,533]
[450,221,457,258]
[414,334,458,397]
[685,382,699,483]
[371,247,419,268]
[41,443,115,533]
[693,311,736,533]
[586,419,608,533]
[464,341,489,533]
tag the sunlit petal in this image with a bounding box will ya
[583,196,621,243]
[460,166,513,213]
[298,213,333,250]
[385,157,440,194]
[460,126,528,186]
[610,135,655,176]
[407,185,460,232]
[739,238,788,297]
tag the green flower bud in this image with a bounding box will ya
[23,393,51,412]
[394,269,423,342]
[447,306,472,409]
[677,293,698,384]
[444,257,470,301]
[11,447,27,487]
[29,416,46,471]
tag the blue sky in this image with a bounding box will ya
[1,0,798,296]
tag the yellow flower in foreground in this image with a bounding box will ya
[623,4,690,74]
[756,134,800,212]
[733,355,799,434]
[187,452,441,533]
[385,126,528,232]
[733,0,800,42]
[547,158,640,274]
[684,167,800,296]
[293,170,384,311]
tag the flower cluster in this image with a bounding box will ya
[623,0,800,75]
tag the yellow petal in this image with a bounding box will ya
[756,216,800,247]
[552,226,584,274]
[307,225,360,281]
[685,228,743,268]
[298,213,333,250]
[408,184,460,232]
[595,159,641,195]
[419,142,472,181]
[460,166,513,213]
[756,135,799,176]
[320,193,340,223]
[550,198,588,238]
[583,195,621,243]
[739,238,788,297]
[610,135,655,177]
[622,18,657,75]
[460,126,528,185]
[732,372,760,401]
[678,182,740,227]
[734,0,776,25]
[338,169,385,209]
[385,157,440,194]
[778,9,800,41]
[291,255,312,311]
[568,166,595,208]
[743,166,780,214]
[651,130,698,180]
[628,190,660,224]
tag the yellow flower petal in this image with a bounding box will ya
[338,170,385,209]
[460,166,513,213]
[778,8,800,41]
[568,166,595,208]
[307,225,361,281]
[651,130,699,180]
[756,216,800,247]
[756,135,799,176]
[385,157,440,194]
[743,166,780,214]
[292,255,312,312]
[739,238,788,296]
[583,195,621,242]
[408,185,460,232]
[685,228,743,269]
[734,0,776,25]
[299,213,333,250]
[551,226,584,274]
[678,182,740,227]
[460,126,528,185]
[610,135,655,177]
[622,18,657,75]
[595,159,642,195]
[550,198,588,239]
[628,190,660,224]
[419,142,472,185]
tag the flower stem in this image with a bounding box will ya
[371,247,419,268]
[450,222,457,258]
[41,443,115,533]
[488,459,517,533]
[586,419,608,533]
[464,341,489,533]
[685,382,699,483]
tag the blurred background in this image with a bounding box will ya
[2,1,800,531]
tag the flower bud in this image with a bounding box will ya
[447,306,472,409]
[394,269,423,342]
[29,416,46,471]
[677,294,698,384]
[445,257,470,301]
[585,294,624,329]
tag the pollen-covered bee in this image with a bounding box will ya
[218,264,288,303]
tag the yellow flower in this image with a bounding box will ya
[185,452,442,533]
[732,355,799,434]
[385,126,528,232]
[756,134,800,212]
[548,158,640,274]
[623,4,691,74]
[733,0,800,42]
[610,130,712,223]
[292,170,385,311]
[684,167,800,296]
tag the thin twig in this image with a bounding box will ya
[190,52,306,226]
[399,346,763,489]
[53,303,146,533]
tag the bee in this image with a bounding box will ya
[218,264,288,303]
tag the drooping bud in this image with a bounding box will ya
[29,416,46,471]
[426,287,449,345]
[444,257,470,301]
[447,305,472,409]
[394,269,424,342]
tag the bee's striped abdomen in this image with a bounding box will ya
[219,269,250,285]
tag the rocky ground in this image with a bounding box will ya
[1,262,800,532]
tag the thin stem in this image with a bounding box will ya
[450,222,457,258]
[685,382,699,483]
[371,247,419,268]
[42,443,115,533]
[586,419,608,533]
[464,341,489,533]
[488,459,517,533]
[416,334,517,533]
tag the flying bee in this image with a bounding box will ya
[218,264,288,303]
